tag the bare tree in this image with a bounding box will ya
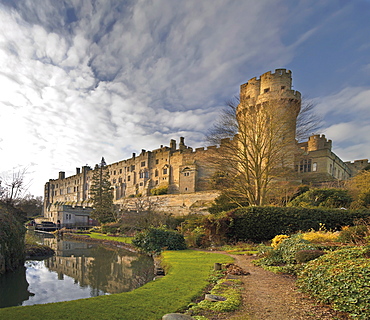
[0,168,29,206]
[206,95,319,206]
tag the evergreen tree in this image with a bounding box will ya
[90,157,114,224]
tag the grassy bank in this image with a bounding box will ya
[80,233,133,243]
[0,250,231,320]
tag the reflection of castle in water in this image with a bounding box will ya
[43,239,154,294]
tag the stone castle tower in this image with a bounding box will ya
[237,69,301,144]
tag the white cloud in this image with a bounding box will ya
[0,0,369,196]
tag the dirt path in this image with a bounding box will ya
[218,254,350,320]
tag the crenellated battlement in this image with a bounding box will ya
[240,68,301,104]
[307,134,332,152]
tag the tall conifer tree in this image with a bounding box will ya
[90,157,114,224]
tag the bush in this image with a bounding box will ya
[230,207,370,242]
[0,204,26,274]
[275,235,316,264]
[150,185,168,195]
[271,234,289,248]
[257,234,316,266]
[288,188,353,208]
[101,222,121,234]
[297,246,370,319]
[132,227,187,254]
[295,249,325,263]
[301,227,339,244]
[337,225,369,245]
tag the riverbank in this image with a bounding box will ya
[0,250,232,320]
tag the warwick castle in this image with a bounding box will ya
[43,69,370,226]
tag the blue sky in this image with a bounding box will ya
[0,0,369,197]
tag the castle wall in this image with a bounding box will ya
[43,69,367,219]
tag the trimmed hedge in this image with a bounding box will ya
[132,227,187,254]
[228,207,370,242]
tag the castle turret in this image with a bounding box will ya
[307,134,332,152]
[237,69,301,143]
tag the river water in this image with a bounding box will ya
[0,233,154,308]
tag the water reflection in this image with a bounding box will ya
[0,267,33,308]
[0,235,154,308]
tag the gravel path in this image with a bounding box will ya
[217,254,350,320]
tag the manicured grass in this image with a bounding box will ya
[81,233,133,244]
[0,250,232,320]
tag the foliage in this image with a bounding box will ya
[150,185,168,195]
[301,226,339,243]
[90,158,115,224]
[274,234,316,264]
[15,194,43,218]
[295,249,325,263]
[288,188,352,208]
[101,222,121,234]
[297,246,370,319]
[337,225,370,245]
[256,234,316,275]
[208,193,247,214]
[0,250,232,320]
[116,196,179,232]
[188,279,242,315]
[271,234,289,248]
[0,203,26,274]
[132,227,187,254]
[347,170,370,209]
[230,206,370,242]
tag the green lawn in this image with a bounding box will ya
[80,233,133,243]
[0,250,232,320]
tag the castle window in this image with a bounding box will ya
[281,86,285,90]
[128,176,131,182]
[119,177,122,183]
[185,187,188,191]
[141,161,145,167]
[264,88,270,93]
[145,171,149,178]
[139,182,143,186]
[156,159,159,165]
[131,165,135,172]
[155,169,158,177]
[120,169,122,174]
[113,178,116,184]
[155,180,159,185]
[299,159,312,172]
[114,170,116,175]
[313,162,317,172]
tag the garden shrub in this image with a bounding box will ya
[288,188,353,208]
[271,234,289,248]
[150,185,168,195]
[132,227,187,254]
[275,235,316,264]
[297,246,370,319]
[301,226,339,243]
[337,225,369,245]
[295,249,325,263]
[101,222,121,234]
[230,207,370,242]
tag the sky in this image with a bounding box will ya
[0,0,370,197]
